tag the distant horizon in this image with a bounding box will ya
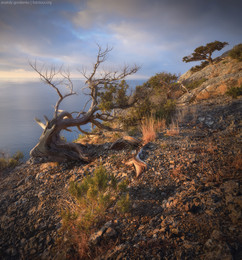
[0,75,149,83]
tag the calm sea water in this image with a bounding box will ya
[0,79,144,159]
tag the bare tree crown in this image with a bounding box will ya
[30,45,140,135]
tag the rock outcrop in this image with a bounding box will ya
[178,56,242,104]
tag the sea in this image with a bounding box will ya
[0,79,145,160]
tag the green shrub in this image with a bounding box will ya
[190,61,209,72]
[116,193,131,214]
[154,99,176,124]
[13,151,24,161]
[110,173,118,190]
[184,78,207,91]
[0,158,8,170]
[67,165,130,230]
[0,151,23,170]
[61,209,78,227]
[93,165,109,191]
[228,44,242,61]
[120,72,178,130]
[118,178,129,192]
[226,85,242,98]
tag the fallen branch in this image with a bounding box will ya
[125,147,147,178]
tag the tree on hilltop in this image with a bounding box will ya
[30,45,140,162]
[183,40,228,65]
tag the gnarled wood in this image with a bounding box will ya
[30,45,140,162]
[30,119,90,162]
[110,136,141,150]
[125,147,147,178]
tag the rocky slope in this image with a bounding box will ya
[0,59,242,259]
[178,55,242,104]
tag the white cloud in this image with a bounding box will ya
[0,0,241,79]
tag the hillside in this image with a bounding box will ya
[0,58,241,259]
[178,55,242,104]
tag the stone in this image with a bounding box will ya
[38,191,46,199]
[35,172,45,180]
[222,180,239,196]
[6,247,17,256]
[104,227,117,238]
[210,230,222,240]
[89,230,104,245]
[25,175,34,183]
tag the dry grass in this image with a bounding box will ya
[166,121,179,136]
[141,117,165,144]
[71,227,90,259]
[175,108,187,124]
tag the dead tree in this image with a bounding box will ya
[30,45,140,162]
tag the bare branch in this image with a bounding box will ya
[76,125,99,136]
[30,62,63,99]
[43,115,49,123]
[30,45,140,162]
[57,111,73,120]
[30,61,77,118]
[35,117,46,129]
[64,128,72,132]
[88,44,113,82]
[95,113,115,122]
[77,97,92,117]
[90,118,123,132]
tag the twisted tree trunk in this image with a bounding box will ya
[30,117,90,162]
[29,45,140,162]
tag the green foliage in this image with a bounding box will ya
[183,41,228,65]
[93,165,109,191]
[118,178,129,192]
[120,72,178,129]
[154,99,176,123]
[226,85,242,98]
[61,209,78,227]
[190,61,209,72]
[98,80,129,112]
[73,134,85,143]
[0,151,24,170]
[147,72,178,91]
[116,193,131,214]
[184,78,207,90]
[0,158,8,170]
[67,165,130,230]
[228,44,242,62]
[110,173,118,190]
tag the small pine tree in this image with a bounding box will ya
[183,41,228,65]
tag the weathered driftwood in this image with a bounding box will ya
[30,114,90,162]
[110,136,140,150]
[111,136,147,178]
[125,147,147,178]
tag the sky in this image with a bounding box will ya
[0,0,241,80]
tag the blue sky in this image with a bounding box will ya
[0,0,241,80]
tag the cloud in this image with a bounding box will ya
[0,0,241,79]
[70,0,242,75]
